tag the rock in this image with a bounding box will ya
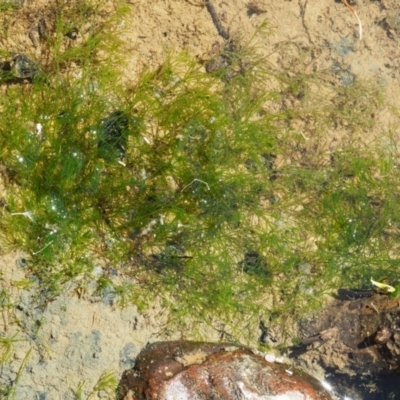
[293,292,400,399]
[386,12,400,31]
[239,251,269,281]
[97,110,129,161]
[0,60,12,82]
[11,54,41,79]
[118,340,333,400]
[205,54,231,74]
[205,40,238,80]
[65,27,79,40]
[119,343,138,369]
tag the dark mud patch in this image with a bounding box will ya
[291,292,400,399]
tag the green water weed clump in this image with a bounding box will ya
[0,1,399,344]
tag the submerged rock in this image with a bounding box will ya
[97,110,129,161]
[11,54,41,79]
[293,292,400,399]
[118,340,333,400]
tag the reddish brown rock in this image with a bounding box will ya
[118,341,333,400]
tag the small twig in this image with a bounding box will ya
[181,178,210,192]
[11,211,34,222]
[205,0,229,40]
[341,0,363,40]
[299,0,314,45]
[370,302,379,314]
[300,131,310,141]
[32,241,53,255]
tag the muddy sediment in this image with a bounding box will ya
[292,292,400,399]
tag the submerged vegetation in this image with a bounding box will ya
[1,0,400,395]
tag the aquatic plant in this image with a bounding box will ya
[0,0,397,343]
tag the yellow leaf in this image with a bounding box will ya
[370,278,395,293]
